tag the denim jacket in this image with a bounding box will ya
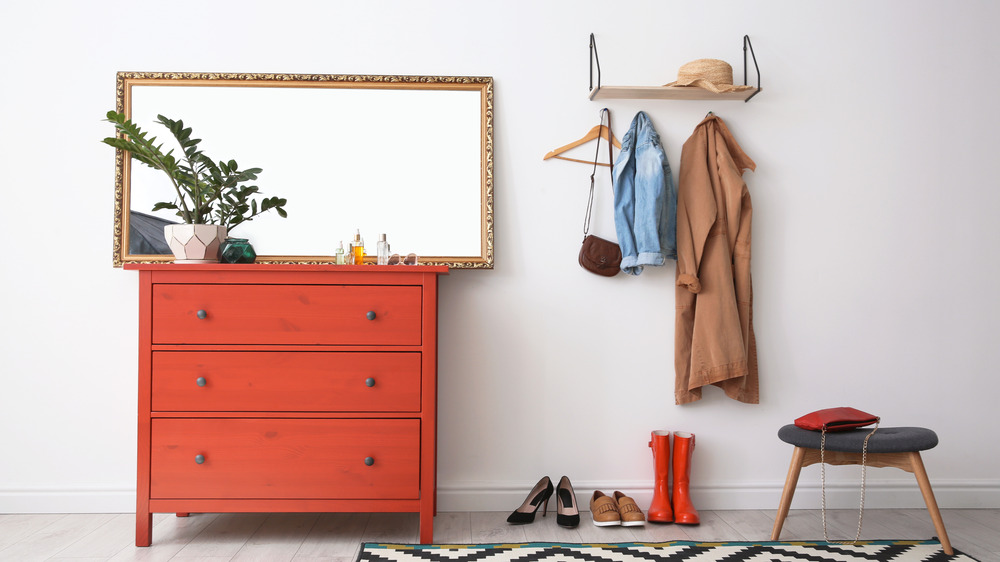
[612,111,677,275]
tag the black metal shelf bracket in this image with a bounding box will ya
[589,33,601,92]
[743,35,761,102]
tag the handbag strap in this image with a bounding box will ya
[820,421,879,544]
[583,108,614,241]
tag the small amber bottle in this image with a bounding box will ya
[352,230,365,264]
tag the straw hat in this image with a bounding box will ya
[664,59,752,93]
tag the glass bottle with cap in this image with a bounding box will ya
[377,233,390,265]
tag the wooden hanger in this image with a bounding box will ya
[543,123,622,167]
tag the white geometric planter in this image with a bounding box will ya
[164,224,227,264]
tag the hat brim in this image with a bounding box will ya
[663,78,754,94]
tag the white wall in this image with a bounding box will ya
[1,0,998,513]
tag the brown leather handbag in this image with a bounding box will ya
[579,234,622,276]
[579,108,621,277]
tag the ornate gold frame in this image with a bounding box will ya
[112,72,494,268]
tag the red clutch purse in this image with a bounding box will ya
[794,407,880,432]
[793,407,881,545]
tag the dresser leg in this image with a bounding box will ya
[419,509,434,544]
[136,511,152,547]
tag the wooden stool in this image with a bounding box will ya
[770,425,952,556]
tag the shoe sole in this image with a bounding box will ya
[592,520,621,526]
[621,521,645,527]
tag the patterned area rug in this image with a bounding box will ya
[358,540,977,562]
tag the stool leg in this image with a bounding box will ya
[771,446,807,541]
[909,452,953,556]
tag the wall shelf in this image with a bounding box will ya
[589,34,761,103]
[589,85,758,102]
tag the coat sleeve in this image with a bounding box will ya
[675,124,717,294]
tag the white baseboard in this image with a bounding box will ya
[436,479,1000,512]
[2,480,997,514]
[0,487,134,513]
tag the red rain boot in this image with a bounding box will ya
[647,430,674,523]
[671,432,700,525]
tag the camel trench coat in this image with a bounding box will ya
[674,114,758,405]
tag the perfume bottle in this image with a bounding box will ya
[352,229,365,265]
[377,233,389,265]
[335,241,346,265]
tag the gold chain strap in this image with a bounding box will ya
[820,421,879,544]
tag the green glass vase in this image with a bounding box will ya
[220,238,256,264]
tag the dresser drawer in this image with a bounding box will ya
[150,419,419,500]
[151,284,422,345]
[151,351,421,412]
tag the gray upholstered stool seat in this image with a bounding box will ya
[771,423,952,555]
[777,424,938,454]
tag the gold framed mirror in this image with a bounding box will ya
[112,72,493,268]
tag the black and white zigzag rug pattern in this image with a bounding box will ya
[358,540,976,562]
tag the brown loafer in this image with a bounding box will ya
[589,491,621,526]
[613,491,645,527]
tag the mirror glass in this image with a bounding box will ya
[113,72,493,268]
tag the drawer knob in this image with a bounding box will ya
[365,377,376,387]
[195,454,205,464]
[196,309,207,320]
[364,456,375,466]
[196,377,207,387]
[366,311,376,321]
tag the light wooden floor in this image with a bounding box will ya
[0,509,997,561]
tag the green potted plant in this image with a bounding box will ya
[102,111,287,262]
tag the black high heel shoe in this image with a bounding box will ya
[507,476,554,524]
[555,475,580,528]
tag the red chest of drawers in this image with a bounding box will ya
[126,264,447,545]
